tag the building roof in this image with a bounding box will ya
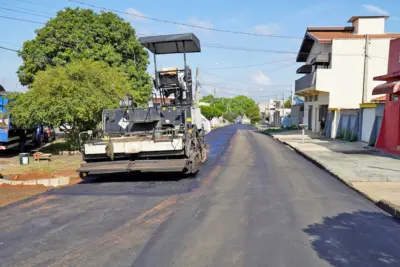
[372,81,400,95]
[374,70,400,81]
[0,84,4,92]
[297,25,400,62]
[348,16,389,22]
[308,31,400,44]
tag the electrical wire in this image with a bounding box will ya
[68,0,302,39]
[0,4,54,16]
[201,69,293,87]
[0,6,52,18]
[0,15,45,24]
[203,57,295,70]
[200,82,291,91]
[0,15,385,59]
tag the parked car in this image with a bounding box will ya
[43,126,56,143]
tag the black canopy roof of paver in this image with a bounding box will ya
[139,33,201,54]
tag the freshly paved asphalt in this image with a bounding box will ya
[1,124,400,267]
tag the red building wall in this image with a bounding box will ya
[374,39,400,155]
[386,39,400,79]
[376,93,400,155]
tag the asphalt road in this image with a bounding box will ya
[1,124,400,267]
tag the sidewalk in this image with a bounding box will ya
[268,130,400,218]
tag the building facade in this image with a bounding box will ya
[371,38,400,155]
[295,16,400,137]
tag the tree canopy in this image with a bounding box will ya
[200,95,260,123]
[17,7,151,105]
[8,60,130,148]
[284,96,292,108]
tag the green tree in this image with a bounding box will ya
[245,106,261,123]
[200,95,215,103]
[200,105,222,119]
[8,60,130,148]
[17,8,151,105]
[284,96,292,108]
[230,95,258,115]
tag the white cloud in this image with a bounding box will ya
[249,71,271,85]
[362,4,389,16]
[125,8,147,22]
[251,24,280,35]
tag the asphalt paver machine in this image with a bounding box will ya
[77,33,208,177]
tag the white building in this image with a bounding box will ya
[295,16,400,136]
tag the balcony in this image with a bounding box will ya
[295,72,316,93]
[295,69,331,95]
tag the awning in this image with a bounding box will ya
[139,33,201,54]
[372,81,400,95]
[296,64,312,74]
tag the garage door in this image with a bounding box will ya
[361,108,375,142]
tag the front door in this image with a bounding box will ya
[308,105,312,130]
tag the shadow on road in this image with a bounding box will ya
[304,211,400,266]
[80,171,195,184]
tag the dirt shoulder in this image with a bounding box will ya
[0,150,83,207]
[0,184,48,207]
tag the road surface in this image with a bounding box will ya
[1,124,400,267]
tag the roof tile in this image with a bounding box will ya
[308,31,400,44]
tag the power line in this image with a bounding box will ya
[200,82,291,91]
[14,0,38,4]
[0,4,54,16]
[68,0,302,39]
[203,57,295,70]
[202,43,299,54]
[0,6,52,18]
[0,14,384,58]
[0,15,45,24]
[201,69,293,87]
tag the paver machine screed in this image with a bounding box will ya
[77,33,208,178]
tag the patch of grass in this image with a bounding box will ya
[344,130,352,141]
[350,134,358,142]
[2,155,82,176]
[39,139,79,154]
[336,129,345,139]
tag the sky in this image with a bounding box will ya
[0,0,400,103]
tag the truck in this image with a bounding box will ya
[77,33,209,177]
[0,87,40,151]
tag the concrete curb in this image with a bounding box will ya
[58,151,81,155]
[267,134,400,220]
[0,177,70,187]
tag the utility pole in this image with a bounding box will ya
[362,34,369,103]
[213,88,216,108]
[281,91,285,118]
[359,34,370,140]
[291,85,294,106]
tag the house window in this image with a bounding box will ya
[314,95,318,101]
[393,94,399,101]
